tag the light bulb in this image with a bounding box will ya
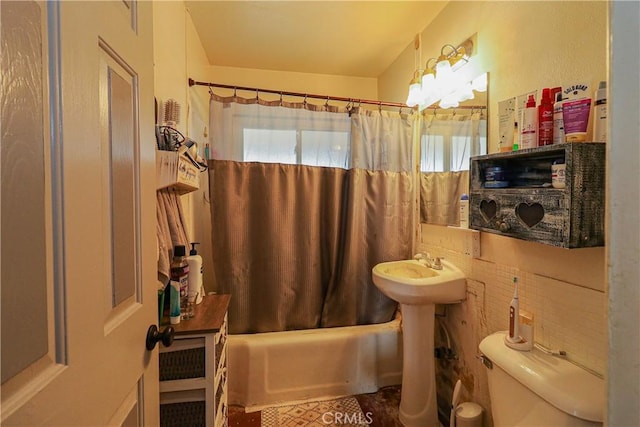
[455,83,475,102]
[435,57,454,94]
[420,72,438,103]
[439,92,459,109]
[471,74,488,92]
[405,81,423,107]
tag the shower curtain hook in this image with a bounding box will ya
[378,102,382,113]
[280,92,283,106]
[325,96,330,110]
[255,88,259,102]
[233,87,237,97]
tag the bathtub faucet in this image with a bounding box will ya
[413,253,443,270]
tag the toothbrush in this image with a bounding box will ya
[507,277,520,342]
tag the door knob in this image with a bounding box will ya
[146,325,175,350]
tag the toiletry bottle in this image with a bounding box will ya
[170,245,190,322]
[459,194,469,228]
[187,242,204,309]
[538,88,554,146]
[512,121,519,151]
[520,95,538,149]
[204,143,210,160]
[551,159,566,189]
[593,81,607,143]
[553,91,566,144]
[507,277,520,343]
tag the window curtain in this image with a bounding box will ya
[208,95,415,333]
[420,111,485,225]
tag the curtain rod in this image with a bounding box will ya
[188,78,486,110]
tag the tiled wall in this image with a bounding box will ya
[418,224,606,426]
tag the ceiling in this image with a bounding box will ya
[185,1,448,78]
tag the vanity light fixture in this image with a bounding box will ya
[405,38,480,110]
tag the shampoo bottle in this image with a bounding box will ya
[593,81,607,143]
[507,277,520,343]
[170,245,190,323]
[187,242,204,307]
[553,91,567,144]
[459,194,469,228]
[538,88,554,146]
[520,95,538,149]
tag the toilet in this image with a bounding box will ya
[479,332,604,427]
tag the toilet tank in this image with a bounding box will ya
[479,332,604,427]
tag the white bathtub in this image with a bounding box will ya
[227,315,403,411]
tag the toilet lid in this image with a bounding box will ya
[479,331,604,422]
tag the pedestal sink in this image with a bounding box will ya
[372,258,466,427]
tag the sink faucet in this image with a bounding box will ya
[413,253,444,270]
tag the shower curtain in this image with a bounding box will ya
[208,95,415,334]
[419,111,486,226]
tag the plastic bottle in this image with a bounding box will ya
[520,95,538,149]
[187,243,204,310]
[551,159,566,189]
[593,81,607,143]
[553,92,567,144]
[170,245,190,322]
[512,121,519,151]
[538,88,554,146]
[459,194,469,228]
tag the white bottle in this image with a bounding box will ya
[459,194,469,228]
[553,92,566,144]
[520,95,538,149]
[593,81,607,143]
[187,242,204,305]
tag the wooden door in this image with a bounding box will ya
[1,1,159,425]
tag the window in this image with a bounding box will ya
[236,108,351,168]
[420,117,487,172]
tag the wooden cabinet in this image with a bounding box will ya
[469,143,605,248]
[159,294,231,427]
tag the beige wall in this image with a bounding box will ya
[380,1,607,152]
[379,2,608,425]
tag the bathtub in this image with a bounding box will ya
[227,315,403,411]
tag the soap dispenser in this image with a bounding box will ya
[187,242,204,305]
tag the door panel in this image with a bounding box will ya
[1,1,158,425]
[0,0,52,385]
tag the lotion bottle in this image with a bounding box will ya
[553,92,567,144]
[538,88,554,146]
[169,245,189,324]
[593,81,607,143]
[507,277,520,343]
[459,194,469,228]
[187,242,204,306]
[520,95,538,149]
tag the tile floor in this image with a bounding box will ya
[228,385,403,427]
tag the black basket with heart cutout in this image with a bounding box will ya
[469,142,605,248]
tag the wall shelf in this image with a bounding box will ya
[469,143,605,248]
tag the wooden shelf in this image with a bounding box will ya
[159,294,230,427]
[469,143,605,248]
